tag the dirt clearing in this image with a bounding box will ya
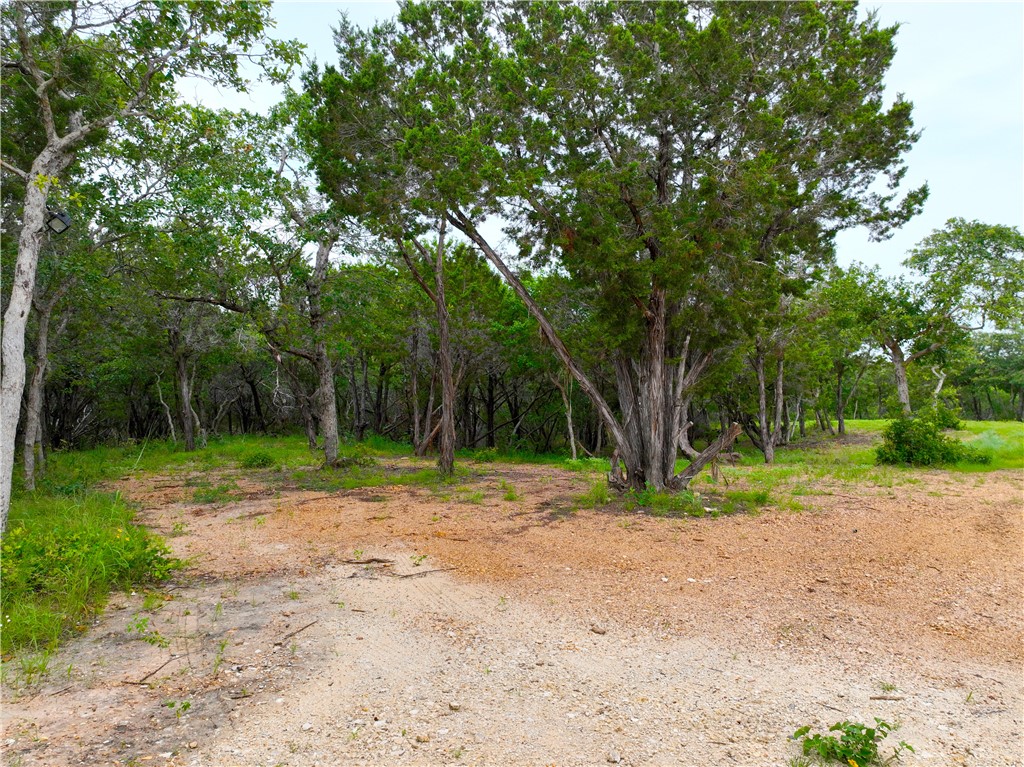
[2,459,1021,766]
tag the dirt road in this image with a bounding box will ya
[2,459,1021,766]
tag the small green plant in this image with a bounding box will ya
[791,718,913,766]
[352,548,364,561]
[286,590,300,600]
[253,515,267,526]
[164,699,192,719]
[411,554,427,567]
[126,614,170,648]
[212,639,229,675]
[499,480,521,501]
[212,602,223,622]
[879,681,897,693]
[170,521,188,537]
[461,490,485,504]
[575,480,611,508]
[16,650,52,686]
[240,450,276,469]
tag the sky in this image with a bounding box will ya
[187,1,1024,277]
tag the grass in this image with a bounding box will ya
[1,491,178,656]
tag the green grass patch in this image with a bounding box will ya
[1,492,178,655]
[624,487,707,518]
[575,480,611,508]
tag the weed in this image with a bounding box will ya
[212,602,223,622]
[141,591,167,611]
[16,650,52,686]
[575,480,611,508]
[191,482,238,505]
[286,590,300,600]
[461,490,485,504]
[170,521,188,537]
[212,639,229,676]
[791,718,913,765]
[254,515,267,526]
[879,681,897,693]
[352,549,364,561]
[625,487,705,517]
[411,554,428,567]
[126,614,170,648]
[164,699,192,719]
[499,480,521,501]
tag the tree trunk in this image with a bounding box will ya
[486,373,496,448]
[23,295,67,491]
[1,152,67,531]
[314,341,339,465]
[172,336,195,452]
[887,343,913,415]
[451,212,733,492]
[835,361,847,436]
[752,343,774,464]
[410,328,421,446]
[550,372,577,460]
[433,223,456,477]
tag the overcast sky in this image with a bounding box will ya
[189,1,1024,276]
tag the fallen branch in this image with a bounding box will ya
[280,620,318,642]
[341,557,394,565]
[390,567,456,579]
[125,654,182,685]
[869,695,905,701]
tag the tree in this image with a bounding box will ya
[1,0,299,531]
[309,1,925,489]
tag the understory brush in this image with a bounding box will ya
[876,416,991,467]
[1,492,177,656]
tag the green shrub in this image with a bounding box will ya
[918,402,963,430]
[240,450,276,469]
[1,493,178,654]
[624,487,705,517]
[876,417,991,466]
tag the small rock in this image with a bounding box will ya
[590,624,607,635]
[416,734,430,743]
[187,741,198,749]
[607,749,622,763]
[449,702,461,711]
[301,722,313,732]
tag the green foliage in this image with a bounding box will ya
[624,487,706,518]
[240,451,277,469]
[876,417,991,466]
[575,481,611,508]
[918,402,963,430]
[1,493,178,654]
[791,719,913,766]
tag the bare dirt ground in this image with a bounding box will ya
[2,455,1022,767]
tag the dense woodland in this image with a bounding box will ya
[3,1,1023,530]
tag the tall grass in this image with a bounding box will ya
[1,492,177,654]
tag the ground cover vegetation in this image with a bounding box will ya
[2,0,1023,657]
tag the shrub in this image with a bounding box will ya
[918,402,963,430]
[876,417,991,466]
[240,450,276,469]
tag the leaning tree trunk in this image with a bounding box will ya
[835,361,847,436]
[450,211,737,492]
